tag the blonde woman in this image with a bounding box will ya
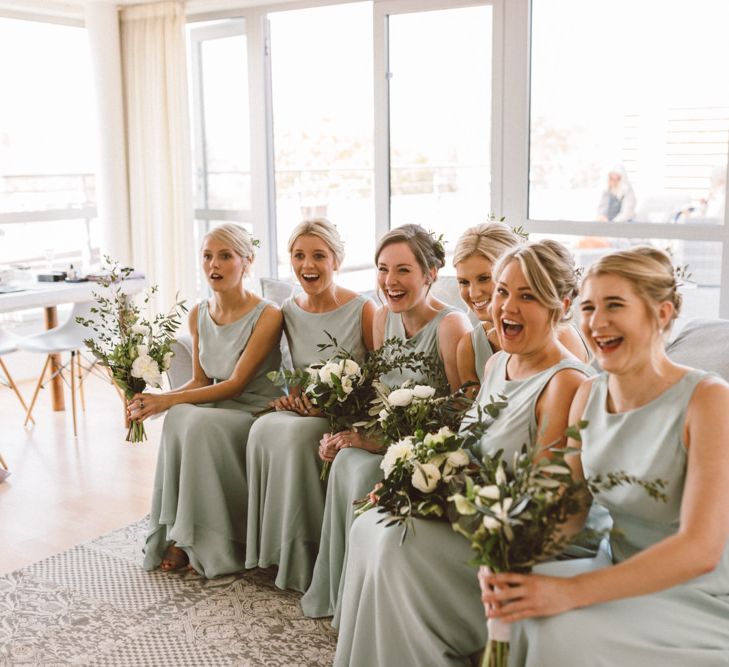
[486,247,729,666]
[131,223,284,577]
[301,224,470,619]
[334,240,595,667]
[244,219,375,592]
[454,222,589,390]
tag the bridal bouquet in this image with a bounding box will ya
[355,397,507,542]
[268,334,444,478]
[76,258,187,443]
[447,424,668,667]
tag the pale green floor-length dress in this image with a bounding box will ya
[509,369,729,667]
[143,300,282,578]
[334,352,595,667]
[244,295,370,592]
[301,307,457,619]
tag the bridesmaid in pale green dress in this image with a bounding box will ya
[130,223,284,577]
[485,247,729,667]
[301,224,470,619]
[334,240,595,667]
[454,222,589,390]
[244,219,375,592]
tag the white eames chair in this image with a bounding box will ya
[18,301,97,437]
[0,327,34,423]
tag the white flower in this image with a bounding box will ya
[450,493,476,516]
[340,375,354,395]
[387,387,414,407]
[340,359,361,377]
[411,462,441,493]
[136,344,149,358]
[444,448,470,472]
[495,464,507,486]
[482,515,501,532]
[412,384,436,400]
[423,426,454,448]
[162,351,174,371]
[380,438,414,478]
[131,323,150,336]
[318,362,342,385]
[477,485,501,500]
[378,408,390,423]
[131,354,162,388]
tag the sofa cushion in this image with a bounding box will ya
[666,317,729,382]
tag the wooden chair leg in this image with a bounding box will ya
[0,452,8,470]
[76,351,87,412]
[70,351,78,437]
[0,357,35,425]
[25,355,51,427]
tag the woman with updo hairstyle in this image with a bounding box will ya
[134,222,284,577]
[493,246,729,667]
[334,240,595,667]
[454,223,589,391]
[244,218,375,593]
[301,223,470,619]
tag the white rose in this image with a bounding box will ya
[477,485,501,500]
[380,438,414,478]
[318,362,342,385]
[411,462,441,493]
[450,493,476,516]
[131,323,150,336]
[412,385,436,400]
[445,448,470,470]
[341,359,361,377]
[387,387,414,408]
[162,351,174,371]
[340,375,354,395]
[423,426,454,448]
[136,344,149,358]
[131,354,162,388]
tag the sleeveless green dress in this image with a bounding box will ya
[471,323,493,383]
[244,294,370,592]
[300,306,457,619]
[334,352,594,667]
[510,369,729,667]
[143,299,282,578]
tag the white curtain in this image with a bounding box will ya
[120,0,195,312]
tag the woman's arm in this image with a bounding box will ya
[372,305,388,350]
[483,377,729,622]
[131,304,283,419]
[361,299,377,352]
[438,311,471,392]
[167,305,213,393]
[456,330,479,395]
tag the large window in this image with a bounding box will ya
[529,0,729,225]
[387,4,492,241]
[0,17,98,272]
[269,2,375,287]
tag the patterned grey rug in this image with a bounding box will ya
[0,518,337,666]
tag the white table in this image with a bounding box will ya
[0,278,145,411]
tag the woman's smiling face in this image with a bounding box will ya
[456,254,495,323]
[376,242,433,312]
[290,233,337,296]
[491,259,555,354]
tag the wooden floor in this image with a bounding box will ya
[0,373,163,575]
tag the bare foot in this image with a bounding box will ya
[160,545,189,572]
